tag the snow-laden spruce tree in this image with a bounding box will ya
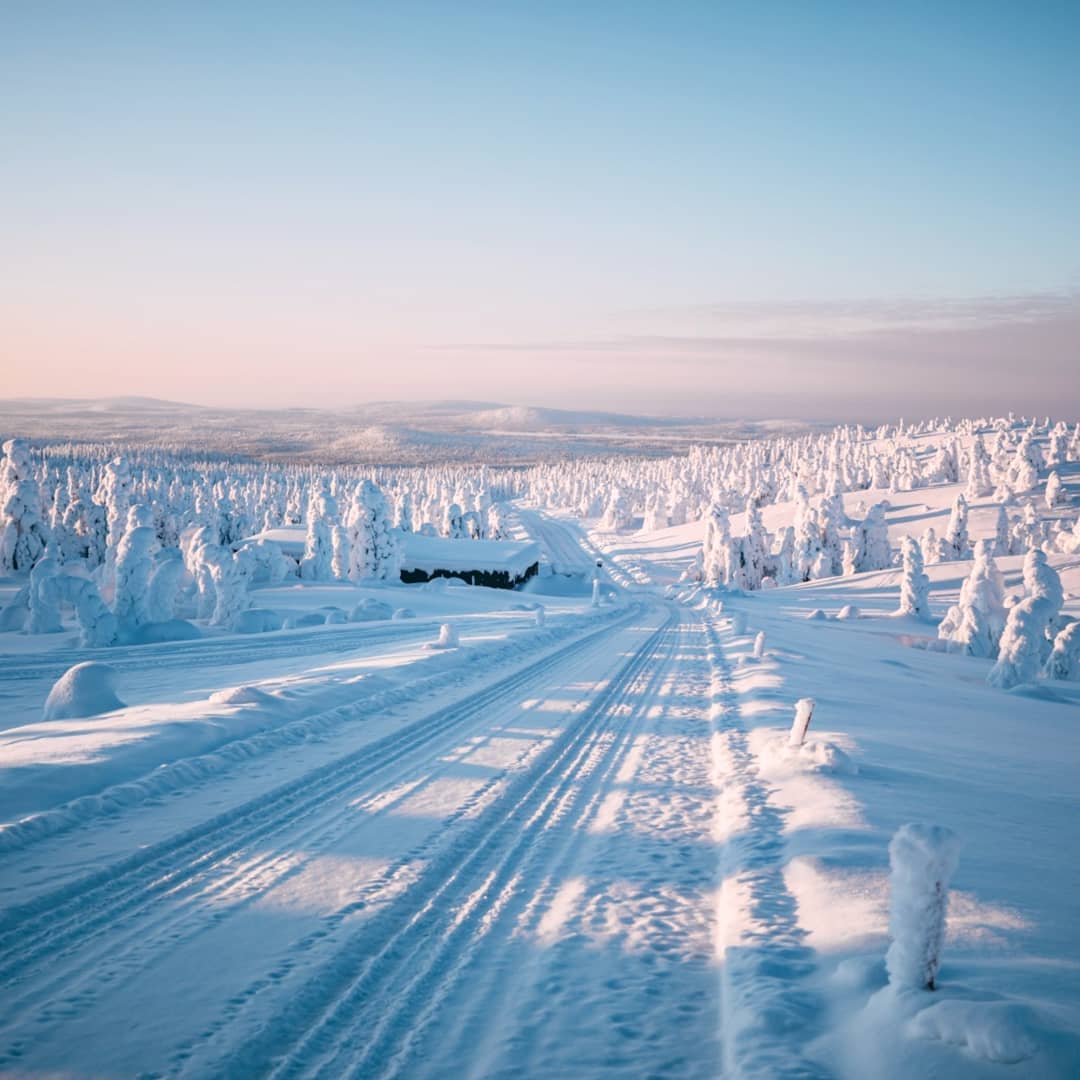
[113,521,159,629]
[702,504,732,587]
[1,438,51,572]
[28,552,64,634]
[964,436,994,499]
[993,504,1011,557]
[442,501,466,539]
[1045,621,1080,681]
[347,480,401,582]
[942,494,970,560]
[1045,471,1068,509]
[600,488,631,532]
[937,540,1006,657]
[1008,428,1042,493]
[204,545,252,628]
[147,548,187,623]
[395,490,414,533]
[300,485,338,581]
[855,502,891,572]
[920,527,943,566]
[61,570,118,647]
[772,525,798,585]
[897,536,931,619]
[641,492,669,532]
[987,548,1063,689]
[739,501,770,589]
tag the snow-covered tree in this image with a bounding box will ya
[28,552,64,634]
[300,486,337,581]
[1,438,50,571]
[897,536,931,619]
[937,540,1006,657]
[1045,621,1080,681]
[113,521,158,629]
[942,494,970,560]
[347,480,401,582]
[987,548,1063,689]
[1045,471,1068,508]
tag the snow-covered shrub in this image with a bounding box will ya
[987,548,1063,689]
[886,823,960,991]
[897,536,931,619]
[937,540,1006,658]
[28,553,64,634]
[43,662,125,721]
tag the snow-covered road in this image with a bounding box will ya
[0,519,747,1078]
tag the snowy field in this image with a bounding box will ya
[1,417,1079,1077]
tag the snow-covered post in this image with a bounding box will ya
[788,697,815,747]
[886,823,961,991]
[591,559,602,607]
[753,630,766,659]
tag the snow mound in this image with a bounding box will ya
[124,619,201,644]
[757,728,858,775]
[350,598,394,622]
[235,608,284,634]
[393,607,416,620]
[837,604,861,620]
[44,663,126,721]
[909,999,1039,1064]
[208,685,285,709]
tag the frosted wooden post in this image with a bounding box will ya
[592,559,602,607]
[886,824,961,991]
[788,697,815,747]
[753,631,766,659]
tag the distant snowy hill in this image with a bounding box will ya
[0,397,821,464]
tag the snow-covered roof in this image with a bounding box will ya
[401,534,541,577]
[239,526,308,559]
[238,526,541,578]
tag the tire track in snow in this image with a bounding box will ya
[706,612,828,1079]
[200,609,678,1079]
[435,607,722,1080]
[0,607,641,1057]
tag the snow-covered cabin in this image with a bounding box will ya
[237,527,540,589]
[400,534,540,589]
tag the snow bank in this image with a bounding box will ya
[909,999,1038,1064]
[43,663,126,721]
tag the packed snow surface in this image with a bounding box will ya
[1,415,1079,1078]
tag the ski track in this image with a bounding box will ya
[0,512,835,1079]
[0,605,642,1066]
[202,609,680,1079]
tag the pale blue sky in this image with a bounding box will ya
[2,1,1078,419]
